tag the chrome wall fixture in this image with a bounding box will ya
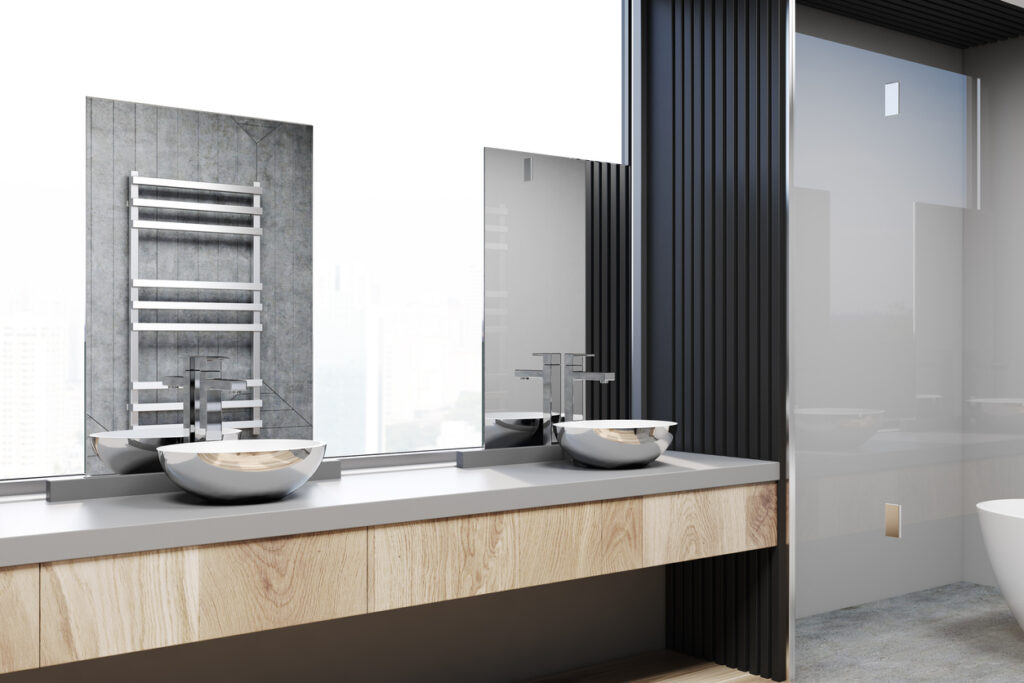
[163,355,248,442]
[562,353,615,423]
[513,352,616,444]
[514,352,562,442]
[127,171,263,433]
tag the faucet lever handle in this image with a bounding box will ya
[531,352,562,365]
[564,353,594,367]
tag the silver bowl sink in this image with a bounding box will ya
[158,438,326,502]
[967,398,1024,433]
[484,412,554,448]
[91,426,239,474]
[793,408,885,451]
[554,420,676,468]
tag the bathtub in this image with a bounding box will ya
[978,500,1024,630]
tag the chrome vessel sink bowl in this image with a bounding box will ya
[793,408,885,450]
[967,398,1024,433]
[158,439,326,502]
[91,426,239,474]
[484,412,554,448]
[554,420,676,468]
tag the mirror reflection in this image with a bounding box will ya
[84,98,313,474]
[483,148,632,450]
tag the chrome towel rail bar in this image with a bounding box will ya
[130,197,262,215]
[127,171,263,433]
[130,175,263,195]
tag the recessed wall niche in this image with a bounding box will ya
[85,97,312,473]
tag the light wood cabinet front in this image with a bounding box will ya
[369,512,516,612]
[39,547,199,666]
[516,498,643,588]
[198,528,367,640]
[642,483,777,567]
[369,498,644,611]
[20,481,778,669]
[0,563,39,674]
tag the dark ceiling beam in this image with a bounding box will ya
[797,0,1024,48]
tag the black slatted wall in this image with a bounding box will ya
[586,161,632,420]
[640,0,789,680]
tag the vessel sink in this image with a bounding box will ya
[793,408,884,450]
[484,412,553,448]
[967,398,1024,433]
[91,426,239,474]
[554,420,676,468]
[158,438,326,502]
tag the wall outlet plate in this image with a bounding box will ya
[885,503,902,538]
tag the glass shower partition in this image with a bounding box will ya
[787,29,1024,678]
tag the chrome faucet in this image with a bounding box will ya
[514,352,561,444]
[562,353,615,424]
[164,356,247,442]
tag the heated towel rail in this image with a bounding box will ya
[127,171,263,433]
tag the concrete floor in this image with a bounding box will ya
[796,582,1024,682]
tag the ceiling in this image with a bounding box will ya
[797,0,1024,48]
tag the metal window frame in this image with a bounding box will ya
[628,0,645,419]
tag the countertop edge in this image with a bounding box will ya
[1,454,779,568]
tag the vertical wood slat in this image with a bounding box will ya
[640,0,789,680]
[585,162,632,419]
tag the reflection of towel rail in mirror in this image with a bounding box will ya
[131,219,262,236]
[132,379,262,391]
[127,172,263,434]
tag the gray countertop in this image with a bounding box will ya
[0,451,778,568]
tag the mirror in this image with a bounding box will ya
[84,98,314,474]
[483,148,631,448]
[0,3,623,482]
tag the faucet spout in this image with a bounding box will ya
[562,354,615,422]
[576,371,616,385]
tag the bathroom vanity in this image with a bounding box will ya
[0,452,777,673]
[0,105,780,681]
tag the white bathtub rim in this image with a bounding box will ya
[977,499,1024,519]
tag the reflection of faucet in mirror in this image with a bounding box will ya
[514,353,561,444]
[164,356,248,443]
[562,353,615,424]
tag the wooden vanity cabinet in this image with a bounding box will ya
[37,529,367,666]
[5,482,777,671]
[643,483,777,566]
[40,547,199,666]
[198,529,367,640]
[0,563,40,674]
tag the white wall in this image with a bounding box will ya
[0,0,622,476]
